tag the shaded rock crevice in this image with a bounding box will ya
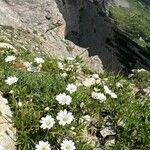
[56,0,150,73]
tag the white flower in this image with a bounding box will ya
[0,144,4,150]
[92,92,106,102]
[58,62,64,70]
[56,93,72,105]
[5,55,16,62]
[35,57,45,64]
[18,102,23,107]
[82,78,96,87]
[66,56,75,61]
[36,141,51,150]
[40,115,55,129]
[110,92,117,99]
[61,139,76,150]
[61,72,67,77]
[5,76,18,85]
[116,82,123,88]
[57,109,74,126]
[66,84,77,94]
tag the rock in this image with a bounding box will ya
[100,127,116,138]
[89,56,104,73]
[82,77,96,87]
[0,1,23,27]
[0,94,16,150]
[0,0,65,37]
[129,83,140,96]
[105,139,115,147]
[82,126,99,148]
[132,68,149,73]
[137,68,148,73]
[143,87,150,94]
[110,0,130,8]
[0,0,104,73]
[143,87,150,97]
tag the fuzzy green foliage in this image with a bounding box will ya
[110,0,150,50]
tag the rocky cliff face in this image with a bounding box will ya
[0,0,103,73]
[0,0,149,73]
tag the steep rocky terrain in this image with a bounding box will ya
[0,0,150,73]
[0,0,103,73]
[0,0,150,149]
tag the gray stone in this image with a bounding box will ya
[110,0,130,8]
[0,94,16,150]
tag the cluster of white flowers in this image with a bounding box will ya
[36,139,75,150]
[58,57,82,77]
[5,55,16,62]
[38,109,75,148]
[3,55,77,149]
[22,57,45,72]
[5,76,18,85]
[87,74,118,102]
[5,55,45,73]
[37,83,76,149]
[40,110,74,128]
